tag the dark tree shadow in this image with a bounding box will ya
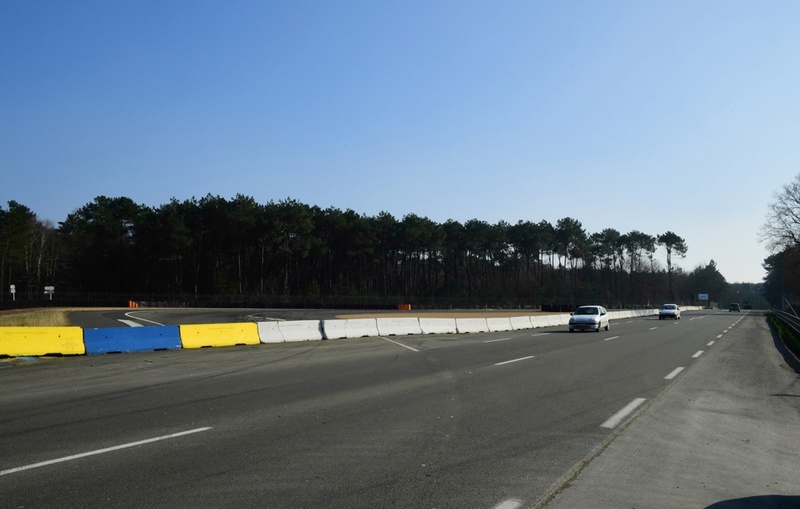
[705,495,800,508]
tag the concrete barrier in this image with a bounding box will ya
[323,318,379,339]
[456,317,489,333]
[321,319,347,339]
[487,317,513,332]
[510,316,533,330]
[531,315,552,328]
[419,317,457,334]
[546,314,567,327]
[83,326,182,354]
[257,320,324,343]
[377,317,423,336]
[279,320,324,342]
[179,323,260,349]
[0,327,85,357]
[257,321,284,343]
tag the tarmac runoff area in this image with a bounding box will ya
[541,317,800,509]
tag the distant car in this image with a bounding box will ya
[729,303,741,312]
[659,304,681,320]
[569,305,610,332]
[743,302,752,310]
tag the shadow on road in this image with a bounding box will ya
[705,495,800,508]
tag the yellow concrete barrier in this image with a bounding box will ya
[179,322,260,349]
[0,327,85,357]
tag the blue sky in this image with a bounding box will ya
[2,1,799,284]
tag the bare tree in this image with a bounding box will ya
[760,173,800,252]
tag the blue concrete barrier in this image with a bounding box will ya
[83,326,182,355]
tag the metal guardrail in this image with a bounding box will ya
[775,309,800,336]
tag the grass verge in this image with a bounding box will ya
[0,309,71,327]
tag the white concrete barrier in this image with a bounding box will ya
[419,317,457,334]
[279,320,324,342]
[486,317,513,332]
[321,319,347,339]
[257,322,284,343]
[546,314,567,327]
[531,315,551,328]
[510,316,533,330]
[456,317,489,333]
[344,318,380,338]
[376,317,423,336]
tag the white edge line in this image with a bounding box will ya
[380,336,420,352]
[0,427,212,477]
[601,398,646,428]
[495,356,535,366]
[483,337,512,343]
[124,311,164,326]
[664,367,685,380]
[493,499,523,509]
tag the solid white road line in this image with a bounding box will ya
[664,367,685,380]
[0,427,212,477]
[380,337,420,352]
[692,350,704,358]
[495,356,535,366]
[493,499,523,509]
[483,337,512,343]
[117,319,144,327]
[124,312,164,326]
[601,398,646,429]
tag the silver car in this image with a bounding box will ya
[569,305,610,332]
[658,304,681,320]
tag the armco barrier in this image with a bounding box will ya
[376,317,423,336]
[83,326,182,354]
[0,327,85,357]
[179,323,260,349]
[456,317,489,333]
[419,317,457,334]
[257,320,324,343]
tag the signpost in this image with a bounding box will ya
[698,293,709,309]
[10,284,15,302]
[44,285,55,301]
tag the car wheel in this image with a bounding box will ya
[569,328,574,332]
[605,322,610,331]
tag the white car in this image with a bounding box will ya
[569,305,610,332]
[658,304,681,320]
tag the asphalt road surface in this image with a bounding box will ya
[1,310,794,508]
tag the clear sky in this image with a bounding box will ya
[2,1,799,284]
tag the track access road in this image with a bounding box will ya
[0,310,766,508]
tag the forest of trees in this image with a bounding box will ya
[0,194,739,310]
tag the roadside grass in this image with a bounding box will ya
[0,309,71,327]
[768,312,800,359]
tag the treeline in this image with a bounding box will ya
[1,195,729,308]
